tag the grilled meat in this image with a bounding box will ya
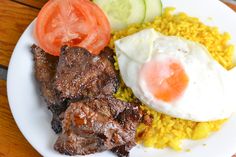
[54,46,119,101]
[32,44,59,106]
[54,96,142,156]
[33,44,141,156]
[111,141,136,157]
[32,45,118,133]
[49,103,68,133]
[32,44,66,133]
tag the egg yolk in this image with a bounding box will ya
[140,59,189,102]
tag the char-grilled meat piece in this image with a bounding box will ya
[33,44,141,156]
[49,104,68,133]
[31,44,66,133]
[100,46,116,63]
[54,46,119,101]
[111,141,136,157]
[111,103,153,157]
[54,96,142,156]
[32,45,120,134]
[111,103,143,157]
[32,44,59,106]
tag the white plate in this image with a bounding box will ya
[7,0,236,157]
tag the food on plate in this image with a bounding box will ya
[32,42,144,156]
[54,46,119,101]
[54,96,142,156]
[109,8,234,70]
[93,0,145,31]
[136,107,226,150]
[143,0,162,22]
[35,0,111,56]
[33,0,236,155]
[94,0,162,31]
[111,8,234,150]
[115,28,236,122]
[32,45,59,106]
[32,44,120,133]
[31,45,66,133]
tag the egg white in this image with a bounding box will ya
[115,28,236,122]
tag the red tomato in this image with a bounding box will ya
[81,0,111,55]
[35,0,111,56]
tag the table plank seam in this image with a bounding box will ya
[0,65,8,70]
[0,68,7,80]
[10,0,41,10]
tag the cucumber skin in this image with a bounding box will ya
[92,0,162,23]
[93,0,146,31]
[93,0,146,22]
[144,0,163,22]
[142,0,147,23]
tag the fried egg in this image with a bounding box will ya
[115,28,236,122]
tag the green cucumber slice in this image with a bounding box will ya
[144,0,162,22]
[93,0,146,31]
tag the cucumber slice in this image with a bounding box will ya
[93,0,146,31]
[144,0,162,22]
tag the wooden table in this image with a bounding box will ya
[0,1,236,156]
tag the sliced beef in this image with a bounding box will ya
[31,44,66,133]
[111,103,143,157]
[111,141,136,157]
[54,46,119,101]
[33,44,141,156]
[54,96,142,156]
[32,44,59,106]
[32,45,119,134]
[49,103,68,133]
[100,46,116,63]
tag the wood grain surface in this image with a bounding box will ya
[12,0,47,9]
[0,80,41,157]
[225,2,236,11]
[0,0,39,67]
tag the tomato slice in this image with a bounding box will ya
[35,0,111,56]
[81,0,111,55]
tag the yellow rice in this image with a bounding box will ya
[110,8,234,151]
